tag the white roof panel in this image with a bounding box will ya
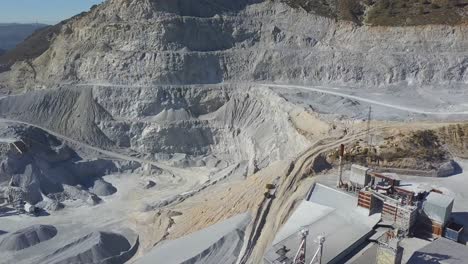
[426,192,454,208]
[266,184,381,264]
[273,201,334,244]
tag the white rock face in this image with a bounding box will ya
[94,84,312,171]
[0,83,315,177]
[2,0,465,195]
[3,0,468,89]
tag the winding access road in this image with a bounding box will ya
[56,82,468,116]
[240,128,375,264]
[262,83,468,116]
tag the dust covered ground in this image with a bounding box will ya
[0,82,467,263]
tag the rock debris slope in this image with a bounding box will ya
[0,124,136,207]
[0,88,113,147]
[38,231,132,264]
[0,83,321,175]
[0,225,57,251]
[136,213,250,264]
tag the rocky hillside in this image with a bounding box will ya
[0,23,47,50]
[284,0,468,26]
[0,124,138,208]
[0,16,91,74]
[0,24,61,72]
[2,0,468,90]
[438,123,468,158]
[326,125,468,176]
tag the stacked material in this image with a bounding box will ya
[0,225,57,251]
[137,213,250,264]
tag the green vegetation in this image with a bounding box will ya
[364,0,465,26]
[328,129,451,170]
[283,0,468,26]
[437,123,468,158]
[379,130,447,162]
[283,0,366,24]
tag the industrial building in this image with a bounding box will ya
[350,164,371,188]
[375,230,403,264]
[350,164,459,241]
[407,237,468,264]
[264,184,381,264]
[265,159,464,264]
[417,191,454,239]
[264,127,464,264]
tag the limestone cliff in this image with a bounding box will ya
[2,0,468,91]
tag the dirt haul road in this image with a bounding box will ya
[262,84,468,116]
[58,82,468,116]
[240,128,374,264]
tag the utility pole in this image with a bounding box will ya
[367,106,372,147]
[337,144,345,188]
[366,106,372,166]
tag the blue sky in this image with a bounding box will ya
[0,0,105,24]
